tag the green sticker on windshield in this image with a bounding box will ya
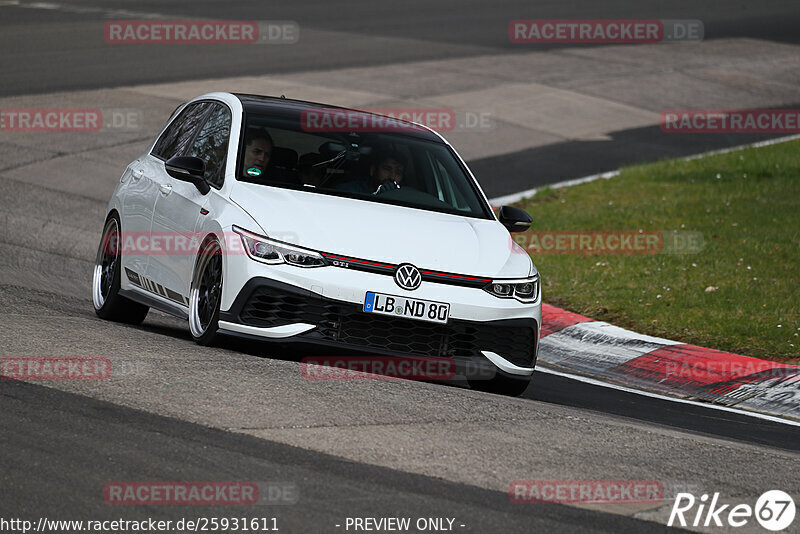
[246,167,262,177]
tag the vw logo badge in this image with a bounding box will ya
[395,264,421,290]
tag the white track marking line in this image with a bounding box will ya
[490,171,619,206]
[682,133,800,160]
[537,366,800,427]
[489,133,800,205]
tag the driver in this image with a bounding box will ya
[336,150,406,194]
[241,129,273,178]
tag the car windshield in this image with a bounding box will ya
[236,111,493,219]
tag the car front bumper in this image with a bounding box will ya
[219,276,539,377]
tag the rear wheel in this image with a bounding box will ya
[92,214,149,324]
[189,238,223,346]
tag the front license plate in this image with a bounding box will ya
[363,291,450,324]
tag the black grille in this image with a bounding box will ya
[239,289,336,328]
[237,285,537,367]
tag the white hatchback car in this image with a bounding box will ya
[93,92,541,395]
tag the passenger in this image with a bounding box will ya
[371,150,405,189]
[337,150,406,194]
[241,130,273,178]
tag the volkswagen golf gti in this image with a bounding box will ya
[92,92,541,395]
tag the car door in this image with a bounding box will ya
[149,102,232,305]
[130,101,212,305]
[118,155,159,281]
[120,102,208,284]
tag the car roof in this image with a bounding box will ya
[233,93,445,143]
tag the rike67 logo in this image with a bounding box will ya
[668,490,795,531]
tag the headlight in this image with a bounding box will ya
[484,276,539,303]
[232,226,327,268]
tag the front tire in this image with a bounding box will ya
[189,237,223,346]
[92,214,149,324]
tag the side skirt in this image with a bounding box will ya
[118,288,189,320]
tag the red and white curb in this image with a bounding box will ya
[538,304,800,422]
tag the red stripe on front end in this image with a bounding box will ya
[320,253,493,282]
[320,253,395,269]
[419,270,491,282]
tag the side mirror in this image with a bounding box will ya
[165,156,210,195]
[498,205,532,232]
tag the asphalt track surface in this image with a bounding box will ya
[1,1,799,532]
[2,380,679,534]
[4,0,799,196]
[3,0,800,97]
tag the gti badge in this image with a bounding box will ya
[395,264,422,290]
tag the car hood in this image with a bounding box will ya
[230,184,532,278]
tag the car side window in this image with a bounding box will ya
[188,103,232,188]
[152,102,212,161]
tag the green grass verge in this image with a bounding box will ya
[514,139,800,363]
